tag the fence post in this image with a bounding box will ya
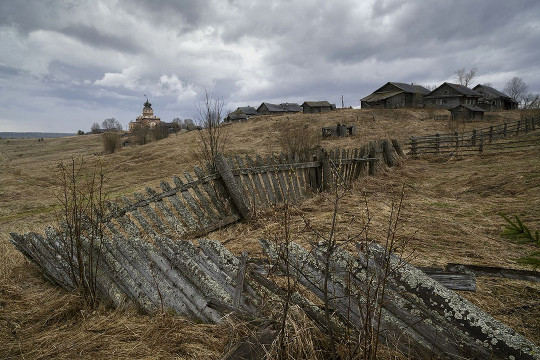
[436,133,440,154]
[489,125,493,142]
[479,133,484,153]
[504,123,507,138]
[533,117,537,131]
[516,120,521,135]
[410,136,417,157]
[472,129,477,146]
[320,148,332,191]
[368,142,377,176]
[214,153,252,221]
[525,118,530,133]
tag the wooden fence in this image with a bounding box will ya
[408,116,540,156]
[99,139,401,242]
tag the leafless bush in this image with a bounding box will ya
[195,90,229,168]
[101,131,121,154]
[278,120,320,156]
[55,157,108,308]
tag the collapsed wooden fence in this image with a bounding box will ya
[408,116,540,156]
[8,138,540,359]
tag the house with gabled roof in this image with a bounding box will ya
[424,83,482,109]
[449,104,485,121]
[360,82,430,109]
[256,102,302,115]
[472,84,518,111]
[302,101,334,114]
[225,106,257,122]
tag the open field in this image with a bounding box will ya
[1,108,539,358]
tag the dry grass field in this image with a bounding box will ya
[1,108,539,359]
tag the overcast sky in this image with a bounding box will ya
[1,0,539,132]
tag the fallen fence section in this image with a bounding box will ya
[408,116,540,156]
[259,240,540,360]
[9,229,540,359]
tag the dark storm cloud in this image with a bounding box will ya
[0,0,539,132]
[60,24,142,54]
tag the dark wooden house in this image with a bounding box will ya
[225,106,257,122]
[424,83,482,109]
[257,102,302,115]
[360,82,430,109]
[302,101,334,114]
[449,104,485,121]
[472,84,518,111]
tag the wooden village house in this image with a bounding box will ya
[472,84,518,111]
[360,82,430,109]
[302,101,335,114]
[424,82,482,109]
[256,102,302,115]
[225,106,257,122]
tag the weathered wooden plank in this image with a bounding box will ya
[134,192,169,235]
[122,196,159,238]
[274,154,290,200]
[193,166,227,214]
[293,153,306,197]
[160,185,199,233]
[255,155,276,204]
[235,155,258,210]
[183,171,221,221]
[419,266,476,291]
[283,153,301,201]
[173,175,212,228]
[446,263,540,282]
[245,155,269,205]
[266,156,283,202]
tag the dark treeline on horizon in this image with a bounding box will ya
[0,132,76,139]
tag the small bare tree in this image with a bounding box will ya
[195,90,229,167]
[504,77,529,105]
[454,66,478,87]
[55,157,107,308]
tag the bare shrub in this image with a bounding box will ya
[195,90,229,168]
[101,131,121,154]
[278,120,320,156]
[55,156,108,308]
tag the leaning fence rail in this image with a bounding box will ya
[408,116,540,156]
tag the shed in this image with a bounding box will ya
[449,104,485,121]
[302,101,334,114]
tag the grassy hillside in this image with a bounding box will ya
[0,108,538,359]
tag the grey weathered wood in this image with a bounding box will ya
[147,186,186,235]
[321,148,331,190]
[419,266,476,291]
[173,175,211,228]
[391,139,404,157]
[274,154,290,200]
[245,155,268,204]
[266,156,283,202]
[214,153,251,220]
[235,155,258,210]
[184,171,220,221]
[115,214,143,237]
[134,192,169,234]
[446,263,540,282]
[234,251,248,307]
[193,166,226,214]
[255,155,276,204]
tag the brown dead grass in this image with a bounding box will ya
[0,109,538,358]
